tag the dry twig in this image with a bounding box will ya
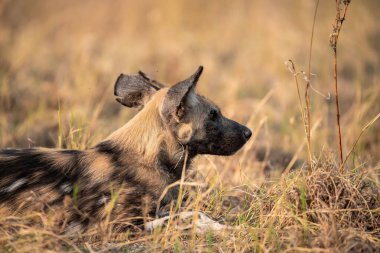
[329,0,351,165]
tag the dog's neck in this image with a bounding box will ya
[103,91,194,180]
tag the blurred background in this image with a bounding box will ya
[0,0,379,184]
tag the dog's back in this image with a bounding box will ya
[0,148,80,208]
[0,147,157,232]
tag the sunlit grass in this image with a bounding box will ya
[0,0,379,252]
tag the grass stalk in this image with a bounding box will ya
[176,146,188,211]
[286,0,319,170]
[57,101,63,149]
[287,60,312,168]
[304,0,320,169]
[329,0,351,165]
[333,49,343,164]
[340,112,380,171]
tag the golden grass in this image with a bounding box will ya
[1,156,379,252]
[0,0,380,252]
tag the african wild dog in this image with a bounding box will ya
[0,66,252,233]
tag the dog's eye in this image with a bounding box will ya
[209,109,218,120]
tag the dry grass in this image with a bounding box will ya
[0,0,380,252]
[1,156,379,252]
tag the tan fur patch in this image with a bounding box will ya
[85,151,113,182]
[177,123,193,143]
[47,151,73,169]
[107,88,170,164]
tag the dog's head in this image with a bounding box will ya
[114,66,252,156]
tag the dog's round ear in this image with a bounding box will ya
[114,71,164,110]
[161,66,203,122]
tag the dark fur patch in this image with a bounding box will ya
[95,141,124,168]
[95,141,160,210]
[157,144,192,181]
[0,149,86,206]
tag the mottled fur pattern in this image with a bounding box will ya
[0,66,251,233]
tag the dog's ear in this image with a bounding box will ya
[162,66,203,122]
[114,71,164,110]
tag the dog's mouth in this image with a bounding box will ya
[208,141,247,156]
[208,143,221,153]
[188,127,251,156]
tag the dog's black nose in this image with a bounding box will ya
[243,128,252,140]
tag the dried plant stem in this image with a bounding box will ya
[330,0,350,165]
[304,0,320,169]
[333,49,343,164]
[176,146,189,210]
[288,60,312,167]
[340,112,380,171]
[286,1,320,170]
[283,117,322,176]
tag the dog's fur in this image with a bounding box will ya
[0,66,251,232]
